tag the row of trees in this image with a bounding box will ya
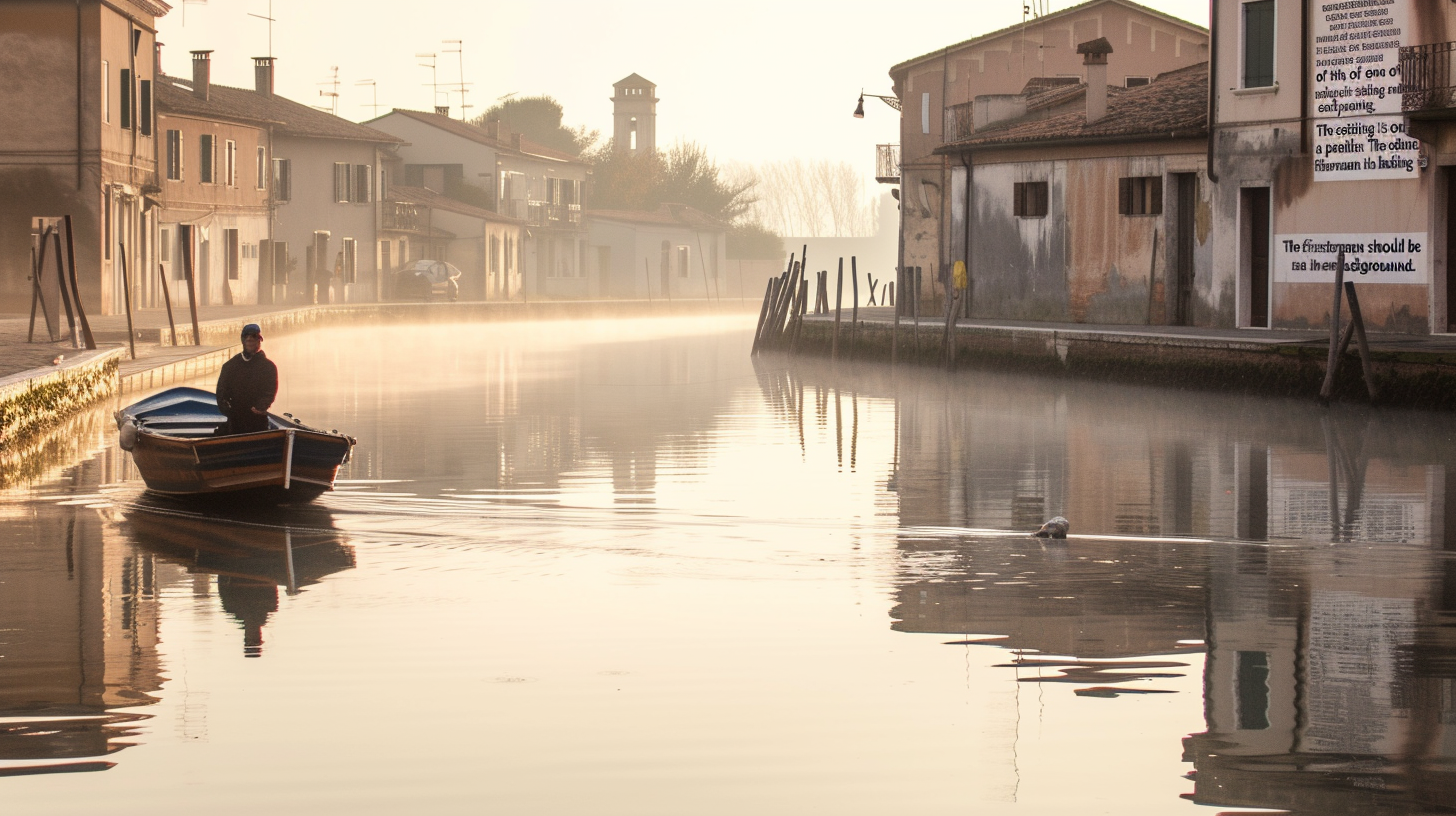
[465,96,879,258]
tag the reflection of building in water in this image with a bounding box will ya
[1187,544,1456,813]
[0,450,177,773]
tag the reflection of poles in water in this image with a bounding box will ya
[850,390,859,472]
[1321,412,1371,542]
[796,373,805,458]
[835,387,843,469]
[284,527,298,596]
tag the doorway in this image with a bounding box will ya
[1172,173,1197,326]
[1241,187,1271,328]
[1445,169,1456,331]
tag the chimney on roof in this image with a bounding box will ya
[435,105,450,117]
[254,57,275,98]
[191,50,213,101]
[482,120,501,140]
[1078,37,1113,123]
[154,42,163,77]
[511,133,522,150]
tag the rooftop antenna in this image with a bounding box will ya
[247,0,274,58]
[357,79,380,119]
[416,52,439,112]
[317,65,339,115]
[442,39,473,120]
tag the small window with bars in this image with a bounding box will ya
[1013,181,1048,218]
[1118,176,1163,216]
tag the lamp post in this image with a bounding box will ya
[854,91,902,118]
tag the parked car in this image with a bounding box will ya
[394,260,461,301]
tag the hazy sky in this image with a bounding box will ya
[157,0,1209,175]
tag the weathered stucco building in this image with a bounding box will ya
[586,204,727,300]
[939,56,1211,325]
[0,0,170,317]
[885,0,1209,310]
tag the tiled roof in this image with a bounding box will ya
[1019,76,1081,96]
[156,75,405,144]
[387,185,523,225]
[371,109,585,164]
[890,0,1206,76]
[587,204,727,230]
[940,61,1207,150]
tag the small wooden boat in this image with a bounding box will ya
[115,387,355,502]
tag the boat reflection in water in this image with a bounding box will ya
[123,497,356,657]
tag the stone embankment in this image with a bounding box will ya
[779,308,1456,411]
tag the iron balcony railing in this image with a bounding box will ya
[1401,42,1456,112]
[944,101,975,143]
[875,144,900,184]
[525,202,584,228]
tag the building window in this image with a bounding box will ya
[160,228,172,263]
[165,130,183,180]
[1243,0,1275,88]
[139,80,152,136]
[490,235,500,274]
[199,134,216,183]
[1124,76,1150,88]
[1013,181,1049,218]
[224,229,240,280]
[256,146,267,189]
[334,162,352,203]
[1119,176,1163,215]
[353,164,373,203]
[342,238,357,283]
[677,245,690,278]
[224,140,237,187]
[272,158,292,202]
[379,167,389,201]
[380,240,392,274]
[120,68,132,129]
[102,60,110,123]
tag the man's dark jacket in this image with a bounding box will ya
[215,350,278,434]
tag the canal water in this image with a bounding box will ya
[1,314,1453,814]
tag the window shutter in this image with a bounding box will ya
[120,69,132,129]
[1118,178,1131,215]
[139,80,151,135]
[1150,178,1163,215]
[1013,183,1024,216]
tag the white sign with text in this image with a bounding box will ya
[1274,233,1426,284]
[1310,0,1414,181]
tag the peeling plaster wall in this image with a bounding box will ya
[966,151,1215,326]
[1213,124,1434,334]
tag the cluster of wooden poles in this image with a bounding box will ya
[29,217,205,357]
[752,246,901,360]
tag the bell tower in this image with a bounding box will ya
[612,74,657,157]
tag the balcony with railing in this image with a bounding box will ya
[526,201,585,228]
[875,144,900,184]
[1401,42,1456,115]
[944,101,975,143]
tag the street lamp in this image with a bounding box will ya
[854,90,902,118]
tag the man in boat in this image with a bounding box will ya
[215,323,278,435]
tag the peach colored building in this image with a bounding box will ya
[885,0,1208,310]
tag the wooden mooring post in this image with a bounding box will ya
[832,258,843,361]
[1318,251,1379,401]
[849,257,859,360]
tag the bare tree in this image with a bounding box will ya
[727,159,879,238]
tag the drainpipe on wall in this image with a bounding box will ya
[961,150,973,318]
[76,0,83,190]
[1207,0,1220,183]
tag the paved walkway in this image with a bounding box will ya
[810,306,1456,358]
[0,303,297,381]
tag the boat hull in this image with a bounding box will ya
[118,387,354,503]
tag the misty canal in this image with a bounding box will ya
[2,314,1454,814]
